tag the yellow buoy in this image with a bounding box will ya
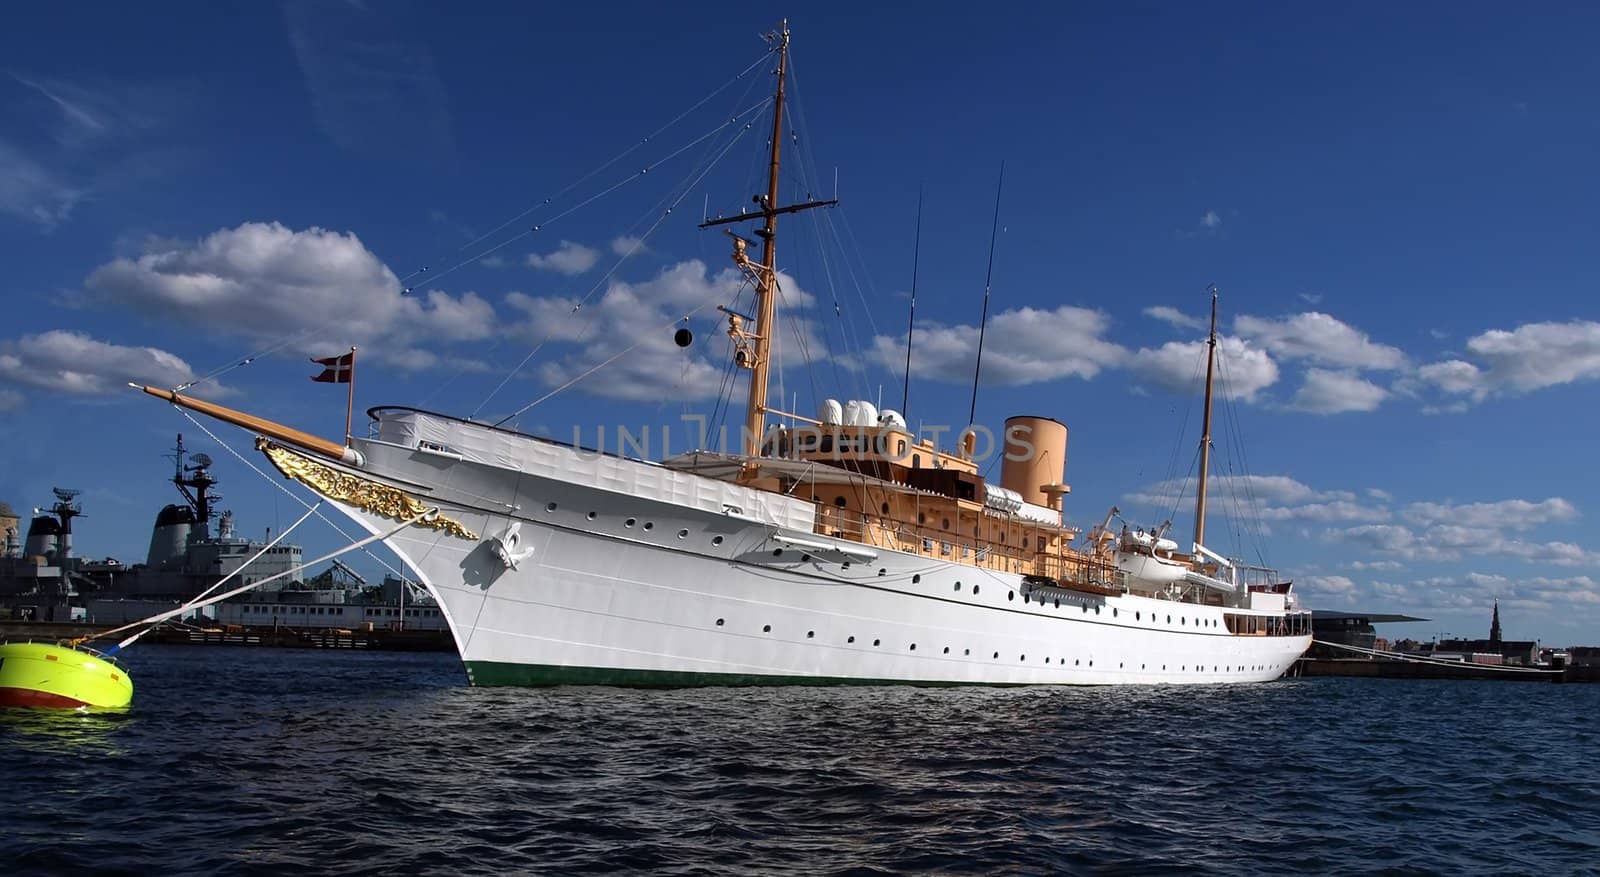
[0,642,133,710]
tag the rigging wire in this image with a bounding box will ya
[901,186,924,416]
[414,96,773,301]
[969,161,1006,426]
[477,103,770,421]
[395,49,774,291]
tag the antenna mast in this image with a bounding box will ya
[700,21,836,459]
[968,161,1006,426]
[901,187,924,415]
[1194,287,1219,548]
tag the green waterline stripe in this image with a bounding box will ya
[463,660,1038,688]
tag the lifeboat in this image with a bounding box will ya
[0,642,134,710]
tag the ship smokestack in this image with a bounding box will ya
[999,416,1071,511]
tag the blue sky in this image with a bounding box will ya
[3,2,1599,645]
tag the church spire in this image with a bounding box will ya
[1489,600,1503,644]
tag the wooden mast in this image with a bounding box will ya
[1194,288,1219,548]
[744,21,790,459]
[699,21,836,459]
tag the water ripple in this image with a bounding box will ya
[2,645,1597,875]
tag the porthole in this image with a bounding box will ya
[1082,605,1088,614]
[1089,660,1094,667]
[1094,606,1101,615]
[943,646,950,654]
[992,651,999,659]
[848,636,856,643]
[1136,612,1141,621]
[546,501,558,512]
[715,618,724,626]
[802,554,812,563]
[1113,609,1118,618]
[587,511,597,520]
[973,585,980,595]
[1181,617,1185,626]
[1167,615,1172,624]
[1119,662,1124,668]
[762,624,771,633]
[909,643,917,651]
[1045,657,1051,664]
[873,639,881,647]
[677,528,689,539]
[807,630,815,638]
[1075,659,1080,666]
[624,518,636,528]
[953,582,961,591]
[878,568,886,577]
[842,562,851,569]
[772,548,783,557]
[964,649,970,656]
[913,574,922,584]
[1007,591,1014,601]
[1054,599,1060,609]
[712,536,724,546]
[643,522,654,531]
[1020,655,1026,661]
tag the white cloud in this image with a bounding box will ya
[1234,311,1406,371]
[869,305,1127,386]
[1200,210,1221,229]
[1366,487,1393,501]
[1290,368,1388,414]
[284,0,455,160]
[526,240,600,275]
[82,221,495,369]
[1127,335,1278,402]
[1259,500,1389,523]
[479,254,508,268]
[504,259,824,403]
[1142,305,1204,331]
[611,235,647,256]
[1370,572,1600,614]
[1298,292,1323,305]
[1301,574,1358,598]
[1326,522,1600,567]
[1403,497,1577,532]
[1126,474,1336,508]
[1420,321,1600,403]
[0,330,228,398]
[1349,559,1403,571]
[0,140,84,229]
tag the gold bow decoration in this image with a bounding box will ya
[257,439,478,541]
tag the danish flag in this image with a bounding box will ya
[310,352,354,383]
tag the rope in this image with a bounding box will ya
[91,510,433,654]
[72,501,324,650]
[174,409,412,583]
[1311,639,1561,674]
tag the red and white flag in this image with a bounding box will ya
[310,352,354,383]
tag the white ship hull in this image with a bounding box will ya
[286,411,1309,687]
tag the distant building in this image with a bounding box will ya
[1433,601,1538,666]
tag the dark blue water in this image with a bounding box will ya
[2,646,1596,875]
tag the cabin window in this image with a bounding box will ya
[918,513,926,525]
[834,496,847,508]
[942,518,951,530]
[897,440,907,456]
[912,453,921,468]
[881,502,890,515]
[820,436,834,453]
[1023,536,1030,548]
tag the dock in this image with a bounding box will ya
[0,620,454,653]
